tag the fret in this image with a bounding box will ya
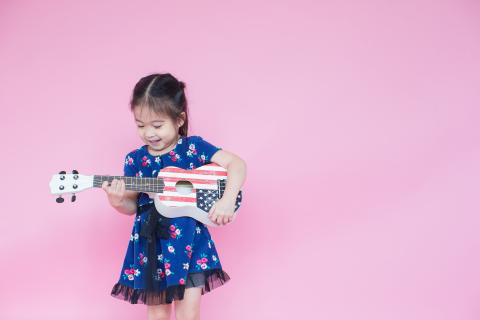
[92,175,165,193]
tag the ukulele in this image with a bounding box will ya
[49,163,242,227]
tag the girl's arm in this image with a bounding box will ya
[209,150,247,225]
[102,179,138,216]
[112,190,138,216]
[211,149,247,200]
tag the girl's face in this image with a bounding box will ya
[133,105,185,156]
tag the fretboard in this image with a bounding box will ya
[93,175,165,193]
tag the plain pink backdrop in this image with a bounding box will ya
[1,0,480,319]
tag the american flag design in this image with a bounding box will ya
[156,163,242,213]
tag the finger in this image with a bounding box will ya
[115,179,122,194]
[223,216,230,225]
[208,204,216,217]
[112,179,120,193]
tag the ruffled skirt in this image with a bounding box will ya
[111,269,230,305]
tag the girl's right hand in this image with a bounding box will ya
[102,179,126,207]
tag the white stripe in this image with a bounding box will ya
[163,181,217,190]
[195,165,226,172]
[161,191,196,197]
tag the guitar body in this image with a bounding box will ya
[147,163,242,227]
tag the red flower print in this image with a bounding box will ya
[171,233,177,239]
[196,259,202,265]
[165,262,171,269]
[169,151,175,155]
[179,278,185,285]
[169,225,176,231]
[128,158,133,164]
[186,245,192,251]
[201,257,208,263]
[171,156,177,162]
[124,268,135,275]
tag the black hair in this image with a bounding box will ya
[130,73,189,136]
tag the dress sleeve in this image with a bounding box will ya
[193,136,222,164]
[123,153,137,177]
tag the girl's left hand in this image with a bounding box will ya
[208,197,236,226]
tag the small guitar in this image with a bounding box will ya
[49,163,242,227]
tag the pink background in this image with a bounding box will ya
[1,0,480,319]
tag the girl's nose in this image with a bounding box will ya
[145,127,157,137]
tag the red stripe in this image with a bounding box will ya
[158,195,197,203]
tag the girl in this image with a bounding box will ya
[102,73,246,320]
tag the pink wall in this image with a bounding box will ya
[1,0,480,319]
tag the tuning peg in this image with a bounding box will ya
[72,169,78,174]
[71,194,76,202]
[59,170,66,174]
[56,196,64,203]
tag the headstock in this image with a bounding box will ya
[49,170,94,203]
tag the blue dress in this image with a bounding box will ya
[111,135,230,305]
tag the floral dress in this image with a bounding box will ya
[111,135,230,305]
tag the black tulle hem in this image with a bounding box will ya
[110,269,231,305]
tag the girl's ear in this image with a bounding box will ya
[177,112,186,128]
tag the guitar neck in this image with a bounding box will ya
[92,175,165,193]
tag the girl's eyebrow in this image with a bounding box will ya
[134,118,165,123]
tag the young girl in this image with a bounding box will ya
[102,73,246,320]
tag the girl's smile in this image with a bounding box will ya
[132,105,185,156]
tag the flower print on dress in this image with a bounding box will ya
[122,264,141,281]
[137,252,148,266]
[164,258,174,276]
[141,156,151,167]
[186,143,198,158]
[154,156,161,164]
[166,242,176,254]
[136,170,143,177]
[169,224,183,239]
[130,232,140,242]
[195,253,210,271]
[184,244,193,259]
[169,150,181,162]
[198,153,207,164]
[155,267,166,281]
[125,155,134,166]
[189,162,196,169]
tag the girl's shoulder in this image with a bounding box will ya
[124,145,147,161]
[182,135,215,144]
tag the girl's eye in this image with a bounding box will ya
[154,126,162,129]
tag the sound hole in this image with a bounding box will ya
[175,180,193,195]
